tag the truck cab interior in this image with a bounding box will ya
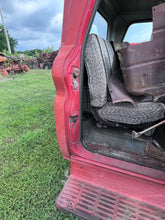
[81,0,165,171]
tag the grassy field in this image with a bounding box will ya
[0,70,77,219]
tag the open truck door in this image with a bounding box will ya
[52,0,165,219]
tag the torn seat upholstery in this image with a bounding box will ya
[84,34,165,126]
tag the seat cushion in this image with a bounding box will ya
[96,102,165,125]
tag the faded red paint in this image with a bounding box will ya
[56,158,165,219]
[0,56,29,75]
[52,0,96,159]
[1,69,8,76]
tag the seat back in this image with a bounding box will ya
[84,34,165,127]
[84,34,118,108]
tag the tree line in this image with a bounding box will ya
[0,25,55,57]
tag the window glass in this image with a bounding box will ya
[90,12,107,39]
[124,22,153,43]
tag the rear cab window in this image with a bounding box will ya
[123,22,153,43]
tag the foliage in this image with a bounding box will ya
[1,49,11,56]
[0,25,18,53]
[16,49,42,57]
[16,46,55,58]
[2,49,19,58]
[0,70,77,220]
[35,49,39,58]
[44,46,55,53]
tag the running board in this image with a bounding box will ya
[56,157,165,219]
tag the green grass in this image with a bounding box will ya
[0,70,77,219]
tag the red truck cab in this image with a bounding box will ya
[52,0,165,219]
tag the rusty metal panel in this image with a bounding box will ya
[153,3,165,33]
[108,75,135,105]
[146,140,165,162]
[117,3,165,96]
